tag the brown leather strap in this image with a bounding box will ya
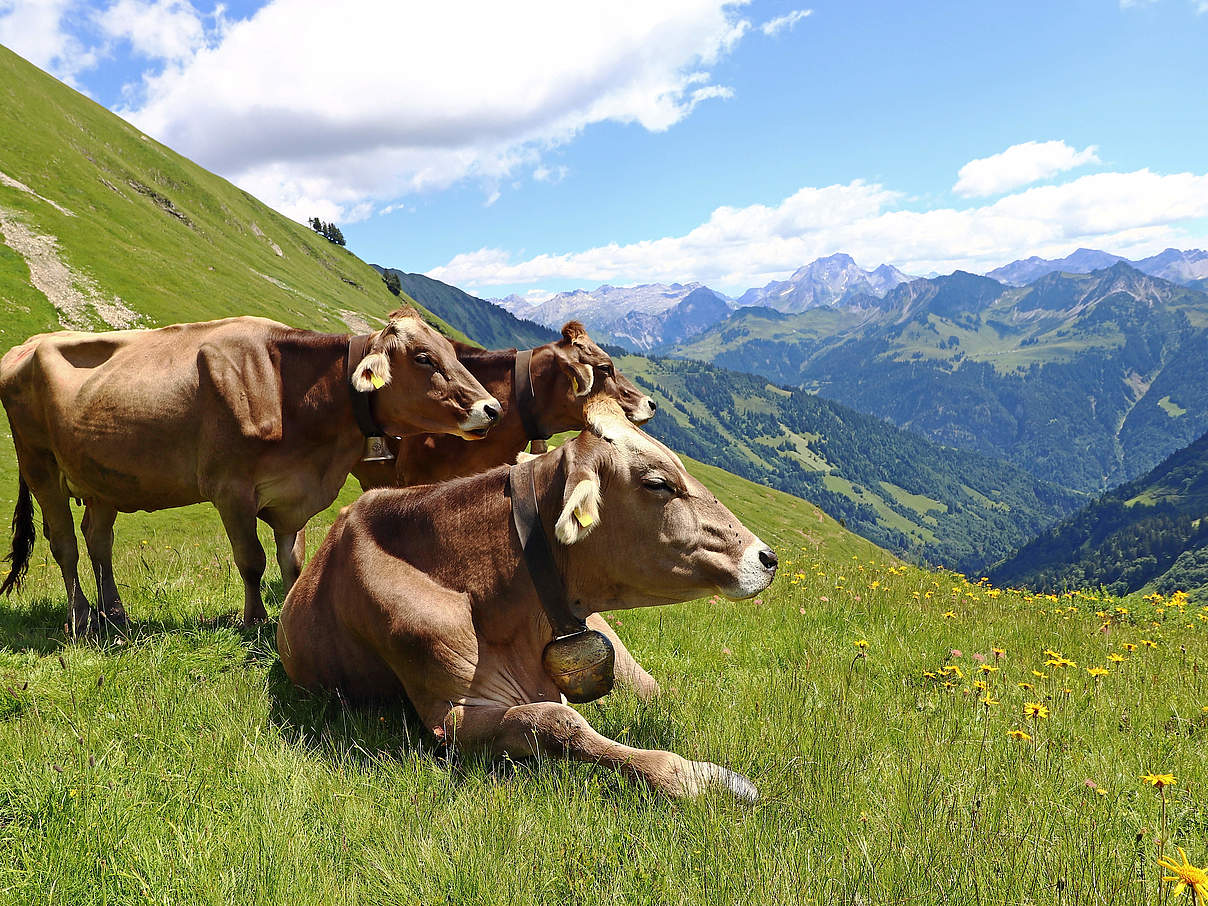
[508,457,584,638]
[513,348,549,442]
[347,334,383,438]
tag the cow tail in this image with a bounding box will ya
[1,477,35,596]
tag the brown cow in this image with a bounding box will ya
[351,321,656,490]
[0,309,499,633]
[277,398,778,801]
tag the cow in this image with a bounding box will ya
[0,308,500,634]
[277,397,779,801]
[351,321,657,490]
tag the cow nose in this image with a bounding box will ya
[647,398,657,411]
[483,402,501,423]
[758,548,778,571]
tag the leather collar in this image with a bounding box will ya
[513,348,549,442]
[508,456,584,638]
[347,334,383,438]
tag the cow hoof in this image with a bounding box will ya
[68,608,103,637]
[102,604,129,630]
[683,761,759,803]
[242,610,269,628]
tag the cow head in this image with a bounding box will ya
[550,399,777,610]
[351,308,501,440]
[531,322,656,430]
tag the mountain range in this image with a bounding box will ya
[989,428,1208,600]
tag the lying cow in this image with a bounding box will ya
[0,308,499,633]
[352,320,655,488]
[277,398,778,801]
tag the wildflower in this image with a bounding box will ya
[1086,667,1110,678]
[942,681,956,689]
[1142,772,1176,788]
[1141,639,1158,649]
[943,611,957,618]
[1043,648,1061,658]
[1108,653,1126,663]
[1123,643,1138,652]
[992,647,1005,659]
[972,652,986,663]
[1024,702,1050,719]
[949,649,962,658]
[854,639,869,649]
[1007,729,1032,741]
[1157,847,1208,904]
[973,680,987,692]
[923,671,937,679]
[979,664,999,674]
[980,695,998,707]
[1031,670,1047,679]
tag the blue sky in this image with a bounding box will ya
[2,0,1206,298]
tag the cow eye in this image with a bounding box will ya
[599,363,614,377]
[415,353,434,367]
[641,476,674,495]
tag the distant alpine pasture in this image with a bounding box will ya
[1,43,1206,904]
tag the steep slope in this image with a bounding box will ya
[618,355,1082,573]
[376,269,557,349]
[987,246,1208,287]
[989,430,1208,599]
[672,263,1208,492]
[0,47,467,349]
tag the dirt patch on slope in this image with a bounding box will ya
[0,207,140,329]
[0,169,75,217]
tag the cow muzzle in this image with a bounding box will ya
[459,397,502,439]
[629,396,657,425]
[723,540,778,599]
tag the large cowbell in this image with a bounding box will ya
[542,628,615,703]
[361,435,394,463]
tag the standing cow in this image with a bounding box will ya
[0,308,499,633]
[278,398,778,801]
[352,321,656,489]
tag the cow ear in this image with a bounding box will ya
[557,357,594,398]
[351,351,391,392]
[555,472,601,544]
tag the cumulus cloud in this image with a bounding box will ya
[95,0,208,62]
[113,0,750,222]
[0,0,100,84]
[427,167,1208,293]
[954,140,1100,198]
[760,8,811,36]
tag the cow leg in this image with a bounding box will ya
[214,505,268,625]
[81,501,127,628]
[23,468,98,635]
[587,613,660,700]
[449,701,757,803]
[273,529,305,595]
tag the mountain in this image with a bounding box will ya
[672,262,1208,493]
[616,355,1083,573]
[0,47,471,352]
[737,253,914,312]
[987,246,1208,287]
[988,248,1125,285]
[375,268,557,349]
[989,429,1208,600]
[496,282,734,352]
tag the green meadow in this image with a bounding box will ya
[0,457,1204,905]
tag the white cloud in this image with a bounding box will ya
[533,164,569,183]
[954,140,1100,198]
[427,167,1208,293]
[95,0,207,61]
[116,0,751,222]
[760,8,811,36]
[0,0,100,84]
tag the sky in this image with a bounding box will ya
[2,0,1207,300]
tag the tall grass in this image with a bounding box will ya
[0,464,1204,905]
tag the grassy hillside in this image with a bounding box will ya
[990,430,1208,600]
[617,354,1083,574]
[377,269,558,349]
[672,265,1208,492]
[0,46,467,346]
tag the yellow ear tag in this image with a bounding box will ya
[574,506,594,527]
[571,375,580,394]
[370,373,385,389]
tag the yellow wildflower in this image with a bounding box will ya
[1123,643,1138,652]
[854,639,869,649]
[1108,653,1126,663]
[1157,847,1208,904]
[980,664,999,674]
[1024,702,1050,719]
[1086,667,1110,678]
[1017,682,1034,691]
[1006,729,1032,741]
[1142,772,1176,788]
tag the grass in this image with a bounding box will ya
[1,458,1205,905]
